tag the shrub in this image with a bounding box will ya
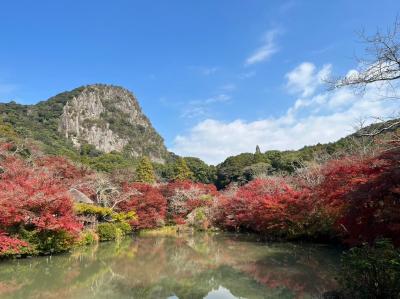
[311,150,400,246]
[97,223,122,241]
[0,156,82,237]
[112,211,136,234]
[160,181,217,224]
[0,233,33,258]
[338,239,400,298]
[115,221,132,235]
[213,178,321,239]
[119,183,167,229]
[186,207,211,231]
[76,229,98,246]
[19,229,77,254]
[35,156,89,184]
[74,203,114,219]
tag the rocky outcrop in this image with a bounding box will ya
[58,84,168,163]
[68,188,94,204]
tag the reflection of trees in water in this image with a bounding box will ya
[0,233,341,299]
[0,241,132,299]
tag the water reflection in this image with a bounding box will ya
[0,233,341,299]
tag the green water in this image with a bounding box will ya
[0,233,341,299]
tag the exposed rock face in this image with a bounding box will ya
[58,84,168,163]
[68,188,94,204]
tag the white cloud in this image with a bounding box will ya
[171,62,399,165]
[245,29,280,66]
[285,62,331,97]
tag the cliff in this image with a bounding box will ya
[0,84,169,163]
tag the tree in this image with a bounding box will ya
[173,158,192,181]
[332,19,400,91]
[136,156,156,183]
[0,156,82,253]
[119,183,167,229]
[184,157,216,184]
[308,149,400,246]
[213,178,316,238]
[160,181,217,223]
[216,153,259,189]
[240,162,272,183]
[330,18,400,137]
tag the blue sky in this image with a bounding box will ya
[1,0,399,164]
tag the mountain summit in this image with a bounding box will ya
[0,84,169,163]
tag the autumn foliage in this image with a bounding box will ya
[119,183,167,229]
[0,152,83,256]
[1,137,399,257]
[213,178,319,239]
[0,157,81,233]
[0,233,31,257]
[160,180,218,224]
[313,150,400,246]
[214,149,400,246]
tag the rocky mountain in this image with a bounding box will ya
[0,84,169,163]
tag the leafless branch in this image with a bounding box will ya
[327,18,400,97]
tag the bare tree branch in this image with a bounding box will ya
[327,18,400,98]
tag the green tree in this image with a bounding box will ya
[184,157,216,184]
[136,156,156,183]
[174,157,192,181]
[240,162,272,183]
[254,145,266,163]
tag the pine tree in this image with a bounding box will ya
[174,158,193,181]
[136,156,156,183]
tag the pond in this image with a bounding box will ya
[0,232,341,299]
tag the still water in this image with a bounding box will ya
[0,233,341,299]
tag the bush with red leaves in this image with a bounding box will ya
[119,183,167,229]
[0,156,82,235]
[213,178,318,238]
[313,150,400,246]
[36,156,90,187]
[0,233,31,257]
[160,181,218,224]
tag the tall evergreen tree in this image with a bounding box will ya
[136,156,156,183]
[174,158,193,181]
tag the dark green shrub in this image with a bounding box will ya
[97,223,122,241]
[21,229,77,254]
[338,238,400,299]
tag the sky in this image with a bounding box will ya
[1,0,400,164]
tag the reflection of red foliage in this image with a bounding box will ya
[238,261,336,299]
[120,183,167,229]
[0,281,24,296]
[0,157,81,234]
